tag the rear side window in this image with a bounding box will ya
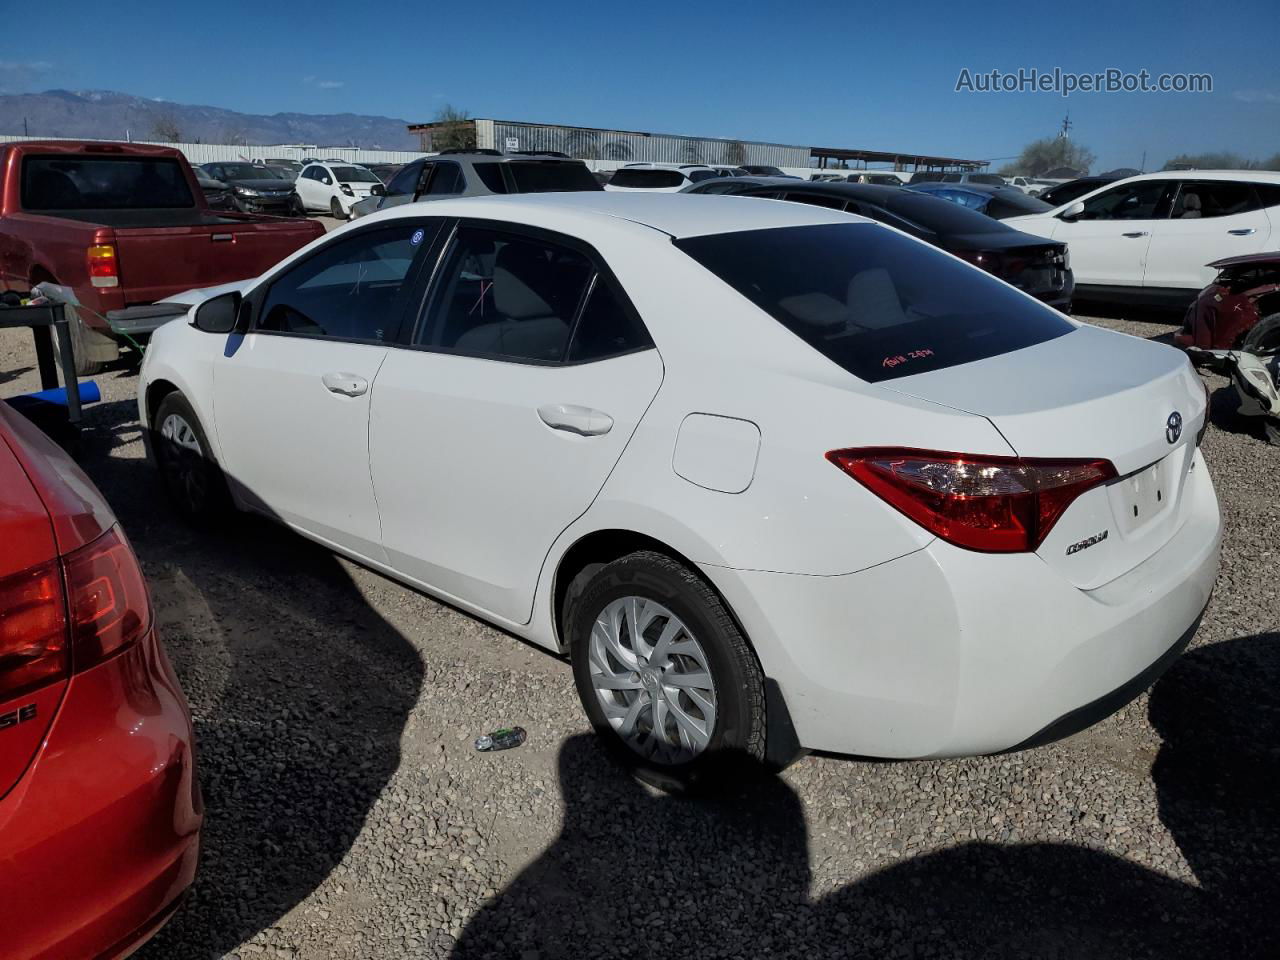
[425,162,465,196]
[609,169,686,189]
[507,161,601,193]
[418,227,593,362]
[22,155,194,210]
[674,223,1074,383]
[474,163,508,193]
[566,279,653,362]
[1254,183,1280,209]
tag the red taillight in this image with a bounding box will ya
[0,560,68,702]
[87,243,119,288]
[827,448,1117,553]
[62,526,151,669]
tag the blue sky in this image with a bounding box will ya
[4,0,1277,170]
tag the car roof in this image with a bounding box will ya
[1109,170,1280,183]
[364,191,873,238]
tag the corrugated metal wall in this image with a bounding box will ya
[486,121,808,167]
[0,135,429,165]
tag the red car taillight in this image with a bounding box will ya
[87,243,119,288]
[827,448,1117,553]
[0,526,149,702]
[62,526,151,670]
[0,560,68,702]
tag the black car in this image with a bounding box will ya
[1035,176,1119,208]
[684,177,1074,311]
[199,162,302,216]
[739,164,798,178]
[195,172,236,211]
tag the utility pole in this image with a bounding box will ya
[1140,150,1147,173]
[23,116,28,136]
[1057,113,1072,139]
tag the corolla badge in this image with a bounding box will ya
[1166,411,1183,444]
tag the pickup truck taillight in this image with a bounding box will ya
[87,244,119,288]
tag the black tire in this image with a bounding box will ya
[290,195,306,218]
[567,550,766,792]
[152,392,230,522]
[330,196,348,221]
[49,310,111,376]
[1242,313,1280,354]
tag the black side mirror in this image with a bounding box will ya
[192,291,242,334]
[370,183,386,197]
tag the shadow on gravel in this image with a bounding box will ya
[76,400,425,959]
[456,632,1279,960]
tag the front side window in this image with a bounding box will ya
[1075,180,1170,220]
[417,227,595,362]
[257,224,434,341]
[674,222,1074,383]
[385,161,423,197]
[425,162,465,195]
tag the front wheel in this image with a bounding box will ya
[153,392,229,521]
[568,550,766,792]
[330,196,348,220]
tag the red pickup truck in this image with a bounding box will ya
[0,140,325,373]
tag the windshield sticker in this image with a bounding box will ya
[882,348,935,370]
[410,228,425,246]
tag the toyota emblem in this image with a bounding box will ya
[1166,411,1183,444]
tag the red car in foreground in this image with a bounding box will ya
[1176,252,1280,351]
[0,404,200,960]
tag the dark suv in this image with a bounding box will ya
[351,153,601,218]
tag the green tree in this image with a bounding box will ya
[432,104,476,152]
[1008,137,1096,177]
[1263,153,1280,171]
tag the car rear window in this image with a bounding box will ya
[22,155,194,210]
[508,161,601,193]
[609,169,686,188]
[883,192,1008,235]
[673,223,1074,383]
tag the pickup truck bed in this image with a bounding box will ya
[0,140,324,373]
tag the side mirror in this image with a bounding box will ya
[370,183,386,197]
[1059,200,1086,221]
[322,177,332,185]
[192,291,242,334]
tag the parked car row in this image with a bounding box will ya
[0,138,1260,956]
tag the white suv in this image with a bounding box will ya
[605,163,724,192]
[1006,171,1280,305]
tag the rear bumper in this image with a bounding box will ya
[707,448,1221,758]
[0,628,202,960]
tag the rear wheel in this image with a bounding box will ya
[1242,313,1280,354]
[567,550,766,792]
[153,392,229,521]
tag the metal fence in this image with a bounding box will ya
[0,134,429,166]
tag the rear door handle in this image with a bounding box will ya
[537,403,613,437]
[321,372,368,397]
[1121,231,1149,238]
[1228,227,1256,236]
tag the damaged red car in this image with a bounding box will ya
[1176,253,1280,352]
[0,403,201,960]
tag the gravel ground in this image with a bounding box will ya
[1,299,1276,960]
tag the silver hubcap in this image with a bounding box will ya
[159,412,206,505]
[160,413,201,452]
[589,597,717,763]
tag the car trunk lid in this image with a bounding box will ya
[882,324,1207,588]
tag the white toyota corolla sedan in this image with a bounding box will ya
[138,192,1221,788]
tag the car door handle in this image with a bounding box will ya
[1227,227,1256,236]
[321,372,368,397]
[1121,231,1149,238]
[537,403,613,437]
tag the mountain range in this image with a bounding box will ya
[0,89,419,149]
